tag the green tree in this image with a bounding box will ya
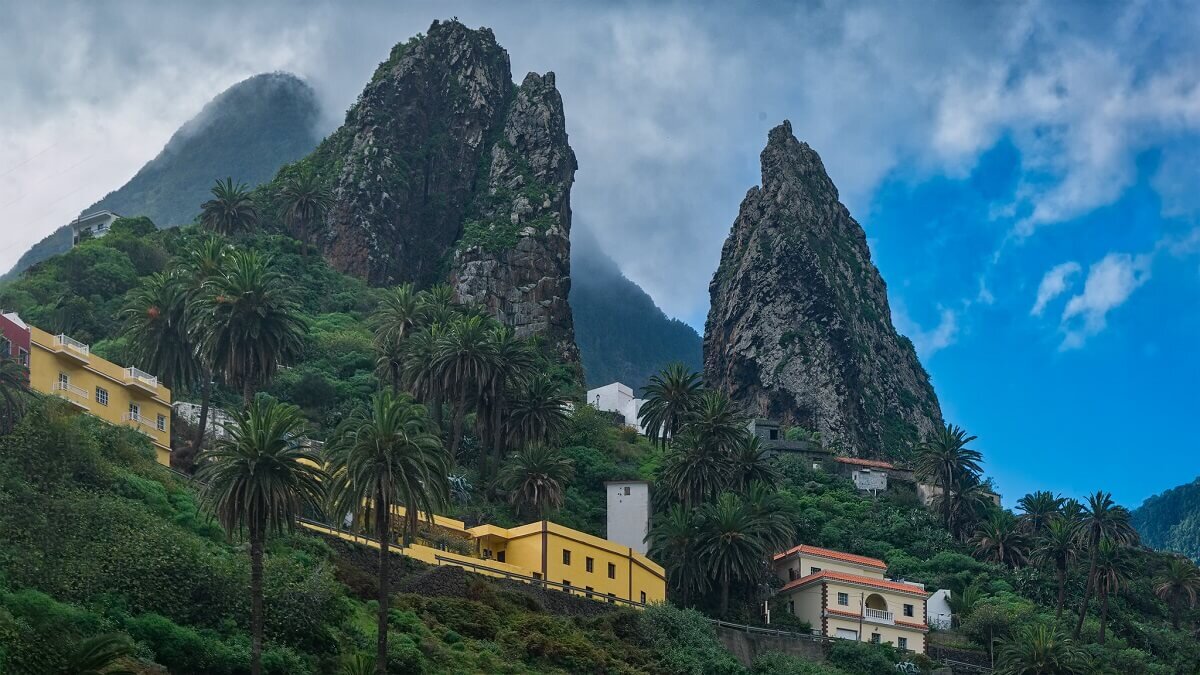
[200,177,259,235]
[647,504,709,607]
[1017,490,1064,535]
[1093,538,1133,644]
[638,363,702,447]
[325,391,448,675]
[505,371,571,451]
[433,315,496,458]
[373,284,421,393]
[498,444,575,520]
[1072,491,1137,639]
[179,235,229,459]
[122,272,197,392]
[480,325,536,466]
[277,166,332,255]
[195,398,325,675]
[1153,557,1200,629]
[658,430,732,508]
[65,633,137,675]
[0,354,30,434]
[729,435,780,492]
[744,481,795,554]
[972,512,1029,568]
[995,623,1090,675]
[698,492,768,617]
[193,250,306,405]
[914,423,983,536]
[1033,518,1079,620]
[682,389,745,453]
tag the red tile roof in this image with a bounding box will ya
[834,457,897,470]
[825,608,929,632]
[773,544,888,570]
[779,570,929,597]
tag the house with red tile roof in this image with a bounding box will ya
[771,544,931,653]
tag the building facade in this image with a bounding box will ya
[585,382,646,433]
[606,480,651,555]
[772,545,931,653]
[69,210,122,246]
[0,312,31,366]
[21,322,172,465]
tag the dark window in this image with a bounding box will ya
[607,593,616,604]
[562,549,571,565]
[562,580,571,593]
[496,551,505,563]
[788,600,795,614]
[586,557,595,573]
[533,572,542,580]
[903,604,914,617]
[837,592,849,606]
[585,586,594,598]
[898,637,908,650]
[640,591,647,604]
[769,429,779,440]
[608,562,616,579]
[623,486,631,495]
[157,414,166,431]
[0,337,9,355]
[17,348,28,366]
[810,567,821,575]
[788,568,797,581]
[870,633,881,644]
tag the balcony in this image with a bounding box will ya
[864,607,894,624]
[53,334,91,363]
[124,366,159,394]
[123,412,158,437]
[53,381,90,409]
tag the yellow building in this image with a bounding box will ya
[27,325,172,465]
[773,545,930,653]
[304,507,667,607]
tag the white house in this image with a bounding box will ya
[585,382,646,433]
[927,589,953,630]
[69,210,122,246]
[606,480,651,555]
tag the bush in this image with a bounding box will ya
[752,650,846,674]
[826,640,897,675]
[638,603,743,675]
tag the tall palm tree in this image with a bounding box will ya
[698,492,767,617]
[647,503,709,607]
[1017,491,1064,535]
[193,250,307,405]
[122,272,198,392]
[479,325,536,466]
[277,167,332,255]
[66,633,136,675]
[0,355,30,435]
[433,315,497,458]
[180,236,229,457]
[402,324,448,428]
[505,371,571,450]
[681,389,745,453]
[658,430,733,509]
[1059,498,1085,524]
[728,435,780,492]
[744,481,794,554]
[914,423,983,535]
[200,177,259,236]
[1154,557,1200,629]
[1033,518,1078,620]
[195,398,325,675]
[1093,538,1133,644]
[325,391,448,675]
[638,363,702,447]
[498,444,574,520]
[972,512,1029,568]
[995,623,1090,675]
[416,284,458,327]
[373,285,421,393]
[1072,491,1137,639]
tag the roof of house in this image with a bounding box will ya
[826,608,929,632]
[834,457,897,470]
[773,544,888,570]
[780,570,929,597]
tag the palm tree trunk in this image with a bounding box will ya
[243,379,253,408]
[449,390,466,459]
[1055,567,1066,620]
[430,391,444,430]
[1098,586,1109,644]
[376,492,390,675]
[191,368,214,461]
[250,522,264,675]
[720,578,730,617]
[1074,556,1097,639]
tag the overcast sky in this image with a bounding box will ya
[2,1,1199,506]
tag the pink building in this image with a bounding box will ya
[0,311,31,368]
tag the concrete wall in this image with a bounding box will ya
[715,626,827,668]
[606,480,650,554]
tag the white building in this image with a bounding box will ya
[70,210,122,246]
[173,401,233,440]
[585,381,646,433]
[606,480,651,555]
[927,589,953,629]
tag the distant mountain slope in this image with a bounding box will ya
[1133,477,1200,562]
[4,72,321,279]
[572,231,702,390]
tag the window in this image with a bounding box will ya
[59,372,69,387]
[870,633,881,644]
[623,486,631,495]
[903,604,914,617]
[562,549,571,565]
[788,568,797,581]
[0,337,9,356]
[608,562,616,579]
[129,402,140,419]
[897,637,908,650]
[157,414,166,432]
[810,567,822,575]
[533,572,542,580]
[17,348,28,366]
[640,591,647,604]
[496,551,505,563]
[95,387,109,406]
[769,429,779,440]
[586,557,594,573]
[606,593,616,604]
[837,592,849,606]
[585,586,594,598]
[788,600,795,614]
[562,580,571,593]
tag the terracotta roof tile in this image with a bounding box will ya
[834,457,897,470]
[773,544,888,570]
[779,570,929,596]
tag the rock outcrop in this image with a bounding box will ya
[305,20,578,361]
[704,121,942,459]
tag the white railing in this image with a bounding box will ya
[54,381,89,400]
[55,334,90,356]
[124,366,158,388]
[123,412,155,429]
[864,607,894,623]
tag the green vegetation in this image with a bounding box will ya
[1133,476,1200,562]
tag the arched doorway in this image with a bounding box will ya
[864,593,891,621]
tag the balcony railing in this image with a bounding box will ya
[124,366,159,390]
[55,334,91,357]
[123,412,156,428]
[864,607,894,624]
[53,381,89,400]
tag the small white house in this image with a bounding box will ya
[69,210,122,246]
[606,480,651,555]
[927,589,953,630]
[585,382,647,433]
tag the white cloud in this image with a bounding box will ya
[894,305,959,359]
[1058,253,1151,350]
[1031,261,1081,316]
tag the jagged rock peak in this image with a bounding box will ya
[703,121,943,459]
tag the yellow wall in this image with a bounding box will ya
[825,616,925,653]
[29,326,172,465]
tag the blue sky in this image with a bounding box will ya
[2,1,1198,508]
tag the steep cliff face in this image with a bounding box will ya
[704,121,942,459]
[305,19,577,361]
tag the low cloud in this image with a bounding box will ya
[1059,253,1151,350]
[894,305,958,359]
[1031,261,1081,316]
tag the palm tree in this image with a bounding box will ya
[728,435,780,492]
[947,581,983,626]
[0,355,30,435]
[122,272,198,392]
[1059,498,1085,524]
[200,177,259,235]
[277,167,332,254]
[1072,491,1137,639]
[638,363,702,447]
[647,503,709,607]
[325,391,448,675]
[433,315,497,458]
[995,623,1090,675]
[972,512,1029,568]
[505,371,571,450]
[402,324,447,428]
[1154,557,1200,629]
[1017,491,1064,535]
[744,481,794,553]
[698,492,767,617]
[1093,538,1133,644]
[195,398,325,675]
[498,444,574,520]
[914,423,983,535]
[66,633,136,675]
[658,430,732,508]
[373,285,421,393]
[416,284,458,327]
[180,235,229,457]
[193,250,306,405]
[339,653,376,675]
[1033,518,1079,620]
[479,325,536,466]
[681,389,745,453]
